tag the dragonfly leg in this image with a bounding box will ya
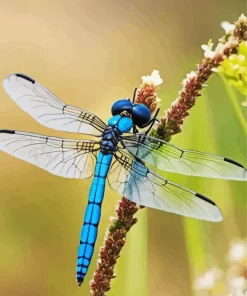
[132,124,139,134]
[142,108,160,134]
[132,88,138,103]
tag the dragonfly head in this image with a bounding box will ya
[111,99,151,128]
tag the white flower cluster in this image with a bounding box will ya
[194,239,247,295]
[200,15,247,59]
[228,241,247,263]
[229,276,246,295]
[141,70,163,86]
[228,240,247,295]
[238,13,247,23]
[201,35,239,59]
[194,268,223,290]
[221,21,236,34]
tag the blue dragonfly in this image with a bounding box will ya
[0,74,246,285]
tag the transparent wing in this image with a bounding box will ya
[0,130,100,179]
[122,134,247,181]
[3,74,107,135]
[108,150,223,222]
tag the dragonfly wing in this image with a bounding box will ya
[3,74,107,135]
[108,150,223,222]
[0,130,99,179]
[122,134,247,181]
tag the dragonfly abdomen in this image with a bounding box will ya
[76,152,113,285]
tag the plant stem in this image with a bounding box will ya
[90,14,247,296]
[223,77,247,136]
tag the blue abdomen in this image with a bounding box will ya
[76,152,113,285]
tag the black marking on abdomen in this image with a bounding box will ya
[196,193,215,206]
[79,240,95,247]
[77,263,88,268]
[224,157,244,168]
[88,201,102,206]
[16,73,35,84]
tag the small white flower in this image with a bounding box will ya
[221,21,235,34]
[201,39,228,58]
[211,67,218,72]
[201,40,216,58]
[194,268,223,290]
[141,70,163,86]
[228,241,247,262]
[226,36,239,48]
[201,42,215,58]
[103,229,110,240]
[171,99,179,107]
[238,13,247,22]
[205,50,216,58]
[109,216,116,222]
[215,43,226,56]
[97,258,102,264]
[201,41,214,51]
[182,71,197,86]
[229,277,246,290]
[186,71,197,79]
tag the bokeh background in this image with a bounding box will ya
[0,1,246,295]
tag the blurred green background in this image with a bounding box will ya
[0,1,246,295]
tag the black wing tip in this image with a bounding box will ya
[196,193,216,206]
[224,157,245,169]
[0,129,15,134]
[15,74,35,84]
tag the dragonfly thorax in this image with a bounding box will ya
[100,126,120,154]
[100,115,132,155]
[108,114,133,133]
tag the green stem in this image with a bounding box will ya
[222,77,247,136]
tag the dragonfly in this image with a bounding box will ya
[0,74,246,285]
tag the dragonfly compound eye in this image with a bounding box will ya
[111,99,132,116]
[132,104,151,128]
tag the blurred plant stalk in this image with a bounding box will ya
[90,13,247,296]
